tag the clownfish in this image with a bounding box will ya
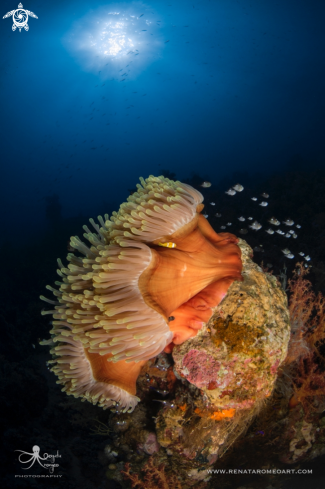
[157,242,177,248]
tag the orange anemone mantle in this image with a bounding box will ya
[41,176,243,412]
[141,213,243,350]
[84,212,242,397]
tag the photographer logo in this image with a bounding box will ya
[15,445,62,478]
[3,3,38,32]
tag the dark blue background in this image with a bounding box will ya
[1,0,325,243]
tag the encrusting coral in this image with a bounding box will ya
[40,176,242,413]
[173,239,291,411]
[157,239,291,465]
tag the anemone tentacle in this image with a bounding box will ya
[41,176,204,412]
[41,176,242,412]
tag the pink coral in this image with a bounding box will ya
[181,349,234,389]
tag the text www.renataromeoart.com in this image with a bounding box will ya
[207,469,313,474]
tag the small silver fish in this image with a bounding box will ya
[296,224,301,229]
[251,197,258,201]
[220,225,226,229]
[276,230,285,235]
[265,228,274,234]
[226,222,232,226]
[282,248,291,255]
[259,201,268,207]
[232,184,244,192]
[215,213,222,217]
[249,221,262,231]
[239,228,248,234]
[238,216,245,221]
[304,255,311,261]
[153,399,176,408]
[285,233,291,238]
[225,189,236,196]
[210,202,215,205]
[248,217,253,220]
[203,214,209,218]
[289,230,295,234]
[157,389,169,396]
[299,252,305,256]
[254,246,264,252]
[150,387,169,396]
[201,181,211,188]
[283,219,294,226]
[285,253,295,259]
[292,234,298,239]
[261,193,269,198]
[269,217,280,226]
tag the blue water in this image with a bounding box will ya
[1,0,324,241]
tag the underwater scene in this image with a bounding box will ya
[1,0,325,488]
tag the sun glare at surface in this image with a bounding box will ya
[63,3,163,80]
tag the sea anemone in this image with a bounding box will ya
[40,176,242,412]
